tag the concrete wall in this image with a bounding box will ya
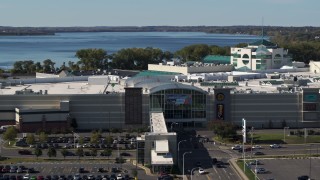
[230,93,302,128]
[188,65,233,73]
[148,64,188,74]
[148,64,233,75]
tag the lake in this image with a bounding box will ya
[0,32,261,68]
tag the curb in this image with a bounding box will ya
[132,160,155,176]
[229,158,249,180]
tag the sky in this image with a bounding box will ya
[0,0,319,27]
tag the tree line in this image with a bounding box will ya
[7,35,320,75]
[8,45,232,74]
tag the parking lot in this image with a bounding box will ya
[0,162,156,180]
[247,158,320,180]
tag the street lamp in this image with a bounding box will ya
[250,127,254,158]
[283,127,289,143]
[178,140,187,165]
[182,151,192,180]
[309,144,314,179]
[190,167,198,180]
[171,122,179,132]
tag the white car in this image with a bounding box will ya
[198,168,205,174]
[270,144,281,148]
[23,174,30,180]
[231,145,242,150]
[252,145,262,149]
[116,174,123,180]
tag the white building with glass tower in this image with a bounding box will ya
[231,39,292,71]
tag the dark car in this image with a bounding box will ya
[79,167,85,173]
[254,151,265,155]
[216,162,224,168]
[298,175,309,180]
[110,174,116,180]
[120,152,131,157]
[111,167,118,173]
[18,150,32,155]
[212,158,218,165]
[195,162,202,167]
[27,168,36,173]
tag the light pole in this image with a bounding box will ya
[250,127,254,158]
[178,140,187,165]
[255,159,258,180]
[183,151,192,180]
[309,144,313,179]
[190,167,197,180]
[283,127,289,143]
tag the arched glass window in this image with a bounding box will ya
[242,60,249,65]
[242,54,249,58]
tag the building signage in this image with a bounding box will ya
[216,93,225,101]
[217,104,224,120]
[304,94,318,102]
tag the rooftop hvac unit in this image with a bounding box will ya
[44,90,48,95]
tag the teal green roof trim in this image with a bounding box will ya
[134,70,181,77]
[203,55,231,64]
[249,39,277,47]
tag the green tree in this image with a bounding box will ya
[208,120,237,139]
[90,131,100,144]
[39,132,48,143]
[34,148,42,159]
[76,48,107,71]
[174,44,211,62]
[2,126,18,142]
[61,149,68,159]
[42,59,56,73]
[47,147,57,158]
[105,135,113,145]
[26,134,35,145]
[101,149,112,159]
[111,47,164,70]
[76,148,84,159]
[78,136,84,145]
[91,149,97,158]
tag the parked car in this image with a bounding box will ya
[212,158,218,165]
[116,174,122,180]
[198,168,205,174]
[298,175,310,180]
[255,167,267,174]
[216,162,224,168]
[249,160,261,165]
[270,144,281,148]
[18,150,32,155]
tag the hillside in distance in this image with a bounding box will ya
[0,26,320,37]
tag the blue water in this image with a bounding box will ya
[0,32,261,67]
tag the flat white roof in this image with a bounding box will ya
[150,112,168,133]
[0,81,126,95]
[155,140,169,153]
[151,150,173,165]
